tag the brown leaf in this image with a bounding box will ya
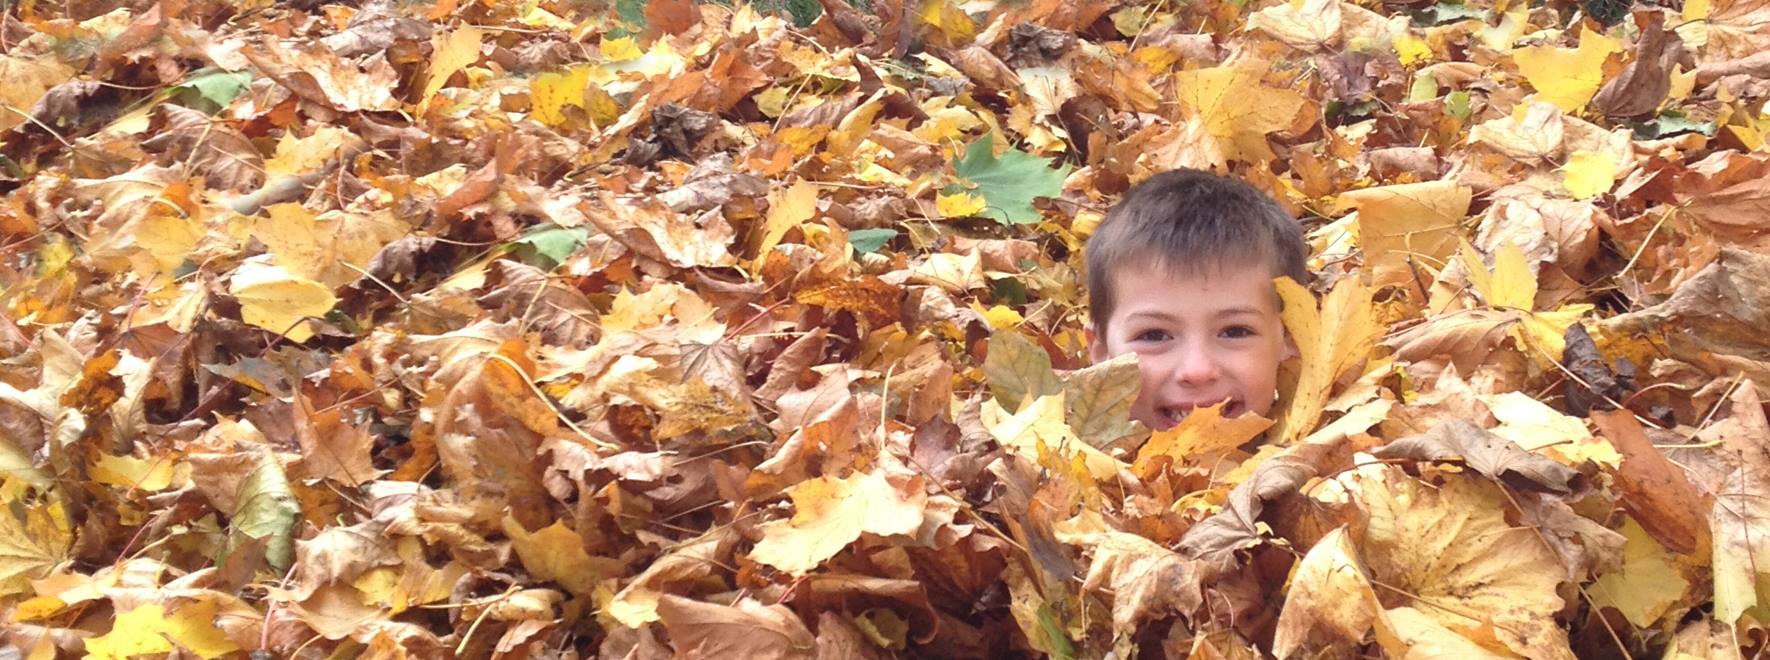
[1592,13,1684,118]
[1372,419,1586,494]
[136,104,263,194]
[1177,435,1345,570]
[1591,409,1712,555]
[790,574,938,643]
[654,595,816,660]
[292,392,381,487]
[1601,247,1770,366]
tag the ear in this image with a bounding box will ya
[1087,325,1110,364]
[1281,329,1301,361]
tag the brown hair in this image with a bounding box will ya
[1085,169,1308,331]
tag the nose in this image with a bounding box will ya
[1171,340,1220,385]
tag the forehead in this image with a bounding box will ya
[1108,259,1281,315]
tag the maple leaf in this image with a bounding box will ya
[1273,526,1379,658]
[749,464,928,575]
[949,132,1069,225]
[1174,62,1309,164]
[1588,516,1692,627]
[1272,276,1382,444]
[1512,29,1623,112]
[1357,472,1574,659]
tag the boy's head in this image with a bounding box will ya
[1084,169,1307,430]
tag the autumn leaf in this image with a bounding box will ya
[1356,472,1573,659]
[1273,527,1379,658]
[949,132,1069,225]
[1132,402,1273,477]
[1174,62,1309,164]
[228,260,338,343]
[1588,516,1692,627]
[1513,29,1624,112]
[1272,276,1381,444]
[749,464,928,575]
[1339,180,1471,288]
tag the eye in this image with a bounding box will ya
[1221,325,1257,339]
[1133,328,1171,342]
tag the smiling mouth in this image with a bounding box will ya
[1157,399,1241,427]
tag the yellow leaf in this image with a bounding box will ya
[983,394,1127,481]
[228,261,337,343]
[1174,63,1308,163]
[530,66,593,128]
[134,211,202,279]
[1393,32,1434,65]
[600,35,643,61]
[1340,179,1470,287]
[748,466,928,575]
[1374,606,1510,659]
[255,203,406,289]
[420,26,483,111]
[1561,150,1619,199]
[263,125,354,178]
[974,303,1024,330]
[937,190,987,218]
[1513,30,1623,112]
[909,251,986,293]
[1273,527,1380,657]
[1472,241,1536,310]
[827,92,886,159]
[504,517,617,596]
[86,601,238,660]
[918,0,976,44]
[0,495,67,596]
[1132,402,1273,477]
[1273,276,1381,444]
[1358,473,1573,659]
[90,453,179,491]
[752,180,819,269]
[1589,517,1691,627]
[1484,391,1620,467]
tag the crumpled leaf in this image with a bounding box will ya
[1056,513,1203,637]
[1273,526,1378,659]
[1372,419,1585,494]
[655,594,816,660]
[1357,472,1573,660]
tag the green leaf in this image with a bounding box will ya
[1634,112,1716,139]
[224,446,299,572]
[508,225,589,270]
[1410,1,1486,25]
[951,132,1069,226]
[848,228,897,254]
[177,70,252,112]
[983,330,1062,411]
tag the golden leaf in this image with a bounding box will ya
[1272,276,1381,444]
[749,466,928,575]
[1513,30,1623,112]
[1340,180,1471,287]
[1174,63,1309,164]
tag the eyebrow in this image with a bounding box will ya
[1215,306,1264,317]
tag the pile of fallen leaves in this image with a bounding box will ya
[2,0,1770,655]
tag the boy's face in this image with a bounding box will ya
[1088,260,1294,430]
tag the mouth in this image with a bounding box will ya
[1155,399,1242,427]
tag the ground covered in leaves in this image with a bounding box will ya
[2,0,1770,656]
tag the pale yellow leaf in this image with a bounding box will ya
[1273,277,1381,444]
[1340,180,1471,287]
[749,467,928,575]
[228,260,337,343]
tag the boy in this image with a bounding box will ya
[1085,169,1308,430]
